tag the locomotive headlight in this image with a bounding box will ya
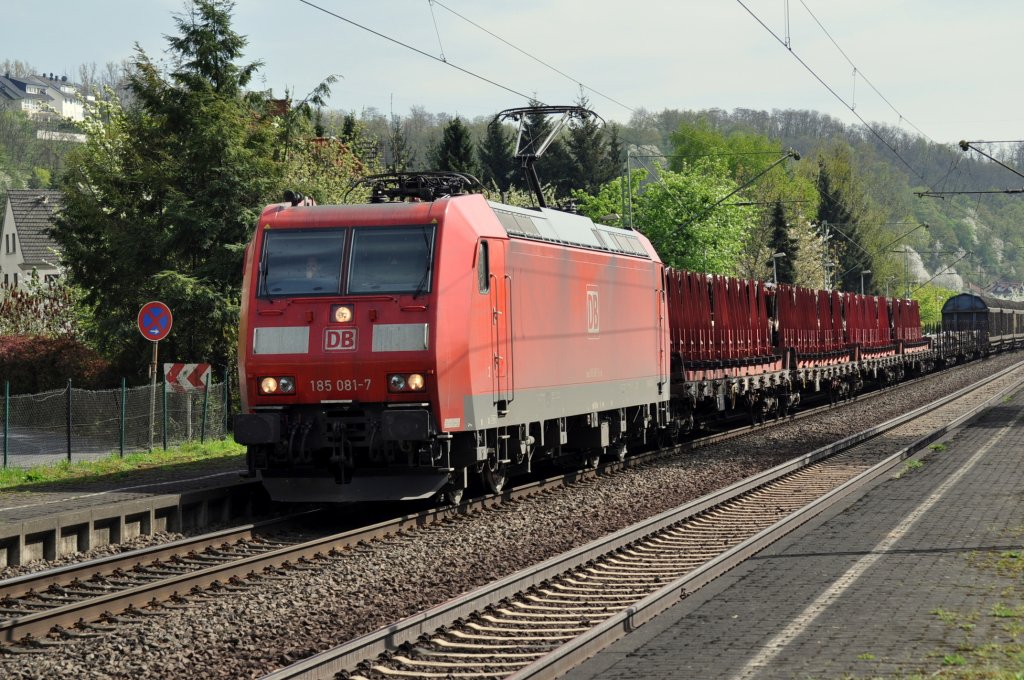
[387,373,426,392]
[331,304,354,323]
[259,376,296,395]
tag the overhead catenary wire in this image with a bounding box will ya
[429,0,637,116]
[743,2,1008,280]
[294,0,536,103]
[734,0,934,190]
[796,0,934,143]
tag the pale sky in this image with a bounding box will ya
[6,1,1023,145]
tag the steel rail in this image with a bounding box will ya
[0,512,318,601]
[259,361,1024,680]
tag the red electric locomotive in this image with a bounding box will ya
[234,173,670,503]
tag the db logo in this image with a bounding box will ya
[324,328,357,351]
[586,286,600,335]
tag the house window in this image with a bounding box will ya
[13,273,18,286]
[5,234,15,254]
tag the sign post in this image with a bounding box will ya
[138,302,173,450]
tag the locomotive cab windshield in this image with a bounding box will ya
[261,229,345,296]
[258,224,435,297]
[348,225,435,294]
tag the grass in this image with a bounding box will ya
[920,534,1024,678]
[930,443,948,452]
[942,653,968,666]
[0,439,244,490]
[933,608,979,631]
[894,458,926,478]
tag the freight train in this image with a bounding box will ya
[232,171,997,505]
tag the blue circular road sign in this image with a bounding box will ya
[137,301,173,342]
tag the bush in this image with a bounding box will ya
[0,335,114,394]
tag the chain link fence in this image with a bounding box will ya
[1,379,231,468]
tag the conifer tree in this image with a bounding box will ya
[768,200,797,284]
[52,0,283,370]
[476,117,517,194]
[429,116,476,176]
[387,114,414,172]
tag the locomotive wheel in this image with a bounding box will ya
[482,464,508,494]
[658,418,683,447]
[438,485,464,506]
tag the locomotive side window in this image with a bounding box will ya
[260,229,345,296]
[348,225,436,294]
[478,241,490,293]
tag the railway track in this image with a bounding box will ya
[0,514,321,648]
[259,361,1024,680]
[0,359,1011,659]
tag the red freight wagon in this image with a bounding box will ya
[666,269,787,427]
[234,187,669,503]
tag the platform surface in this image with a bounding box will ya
[566,388,1024,679]
[0,455,247,527]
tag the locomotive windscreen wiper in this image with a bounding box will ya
[412,224,433,299]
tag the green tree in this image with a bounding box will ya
[571,170,640,228]
[767,200,797,284]
[576,162,755,274]
[636,163,755,273]
[476,117,517,194]
[385,113,414,173]
[52,0,282,374]
[283,137,368,205]
[911,284,956,328]
[813,144,893,293]
[280,76,338,161]
[27,167,51,189]
[668,117,814,282]
[429,116,477,176]
[565,96,619,195]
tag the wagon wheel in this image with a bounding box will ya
[749,399,763,426]
[481,461,508,494]
[585,449,603,469]
[610,440,628,462]
[778,393,790,419]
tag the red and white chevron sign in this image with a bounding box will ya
[163,363,211,393]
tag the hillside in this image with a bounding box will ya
[4,98,1022,294]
